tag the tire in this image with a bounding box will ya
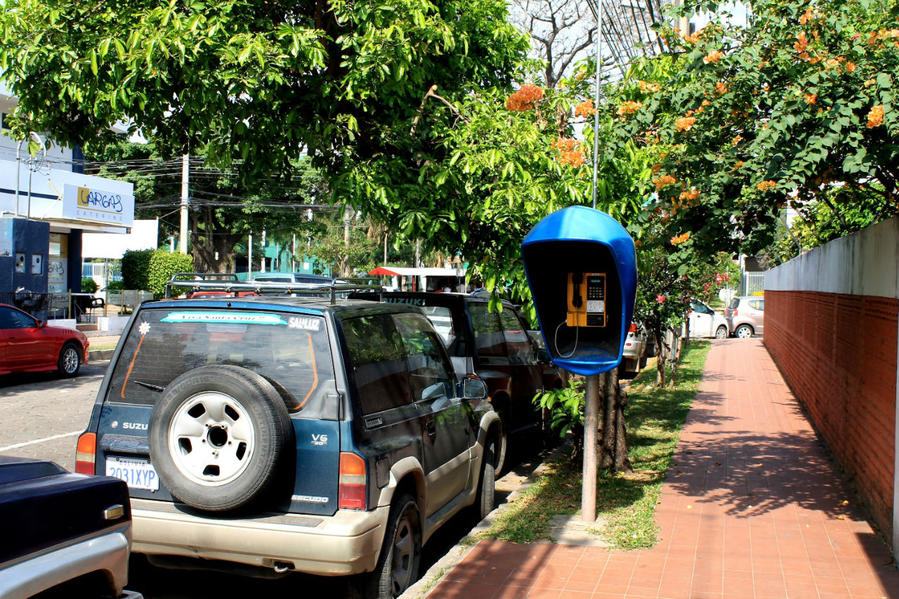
[57,342,82,377]
[475,438,497,520]
[735,324,754,339]
[362,494,421,599]
[715,326,728,339]
[148,365,292,512]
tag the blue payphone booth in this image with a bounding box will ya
[521,206,637,375]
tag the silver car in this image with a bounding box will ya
[619,322,647,378]
[688,300,730,339]
[726,296,764,338]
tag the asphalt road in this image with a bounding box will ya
[0,365,533,598]
[0,360,109,471]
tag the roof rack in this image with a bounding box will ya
[169,272,241,282]
[164,274,381,304]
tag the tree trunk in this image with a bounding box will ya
[669,332,684,387]
[655,333,667,388]
[599,371,614,470]
[599,370,632,473]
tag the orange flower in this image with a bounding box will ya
[799,8,814,24]
[639,80,661,93]
[794,32,808,53]
[804,93,817,105]
[757,180,777,191]
[715,81,728,95]
[653,174,677,190]
[864,78,876,87]
[675,116,697,131]
[574,99,596,118]
[846,61,856,72]
[651,163,662,173]
[552,138,578,152]
[684,32,701,44]
[703,50,724,64]
[505,84,545,112]
[559,149,586,167]
[679,188,700,201]
[734,160,745,170]
[867,105,884,128]
[732,135,743,146]
[617,101,643,116]
[670,232,691,245]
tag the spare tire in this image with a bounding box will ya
[149,365,293,512]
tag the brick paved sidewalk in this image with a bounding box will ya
[427,338,899,599]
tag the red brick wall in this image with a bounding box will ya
[765,290,897,535]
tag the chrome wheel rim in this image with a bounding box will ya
[62,347,79,373]
[168,392,256,486]
[737,326,752,338]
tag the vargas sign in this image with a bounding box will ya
[63,184,134,227]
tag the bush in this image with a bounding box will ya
[105,280,126,291]
[121,249,154,290]
[148,251,193,298]
[81,278,98,293]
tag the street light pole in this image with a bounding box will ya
[26,132,46,220]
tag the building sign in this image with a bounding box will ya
[63,184,134,227]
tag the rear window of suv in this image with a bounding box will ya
[104,307,337,419]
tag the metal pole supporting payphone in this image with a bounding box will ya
[584,0,604,525]
[582,374,600,522]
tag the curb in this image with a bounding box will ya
[88,349,115,361]
[400,444,565,599]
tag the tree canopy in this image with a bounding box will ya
[0,0,527,186]
[606,0,899,257]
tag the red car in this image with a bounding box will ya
[0,303,89,377]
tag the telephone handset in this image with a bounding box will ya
[567,272,606,327]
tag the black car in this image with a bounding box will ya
[0,456,139,598]
[75,292,498,598]
[352,292,563,470]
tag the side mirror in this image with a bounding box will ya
[527,330,551,363]
[420,382,447,402]
[461,376,488,400]
[37,320,46,328]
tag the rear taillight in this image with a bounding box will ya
[629,323,637,333]
[75,433,96,475]
[732,309,738,317]
[338,452,367,510]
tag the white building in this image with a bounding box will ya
[0,78,135,300]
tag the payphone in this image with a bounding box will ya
[521,206,636,376]
[567,272,606,328]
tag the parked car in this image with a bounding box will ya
[726,295,765,338]
[688,300,730,339]
[0,303,89,377]
[0,456,140,599]
[619,322,648,378]
[352,291,562,469]
[75,292,498,598]
[250,272,335,285]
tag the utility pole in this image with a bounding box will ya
[260,229,266,272]
[179,154,189,254]
[248,233,253,279]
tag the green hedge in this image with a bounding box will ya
[148,251,194,298]
[121,249,154,290]
[81,277,98,293]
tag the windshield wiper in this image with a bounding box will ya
[134,380,165,392]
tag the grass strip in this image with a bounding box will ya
[472,339,712,549]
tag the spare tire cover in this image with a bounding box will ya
[149,365,293,512]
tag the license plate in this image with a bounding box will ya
[105,456,159,491]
